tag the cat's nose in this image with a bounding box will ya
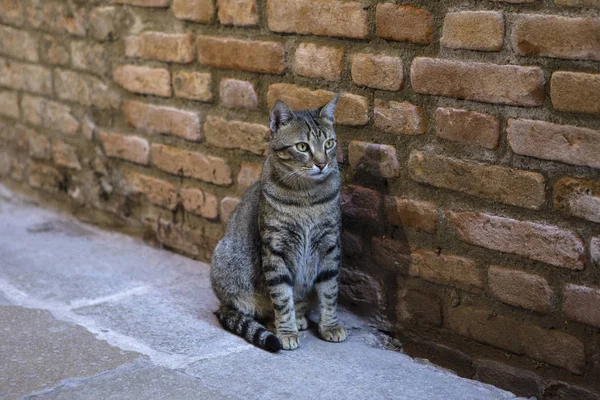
[315,162,327,171]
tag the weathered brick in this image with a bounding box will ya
[376,4,433,44]
[54,69,119,109]
[294,43,343,82]
[267,0,368,39]
[113,0,169,6]
[10,158,24,181]
[220,79,258,109]
[237,162,262,191]
[156,219,201,257]
[125,32,195,63]
[488,265,553,313]
[52,141,81,170]
[410,250,484,293]
[351,53,403,91]
[554,177,600,223]
[0,0,24,26]
[555,0,600,7]
[71,41,107,75]
[592,237,600,267]
[441,11,504,51]
[512,14,600,61]
[411,58,545,107]
[89,6,116,41]
[434,107,499,149]
[0,58,52,95]
[474,360,544,399]
[0,151,13,177]
[172,0,214,23]
[0,25,38,62]
[28,131,51,160]
[28,163,64,192]
[267,84,368,126]
[0,90,19,119]
[128,172,177,210]
[151,144,232,185]
[384,196,437,233]
[371,237,410,272]
[409,151,545,209]
[172,71,212,102]
[341,185,381,222]
[397,290,442,326]
[446,211,585,269]
[123,100,200,141]
[181,187,218,219]
[21,95,80,136]
[448,306,585,374]
[342,231,363,259]
[348,141,399,178]
[220,197,241,224]
[26,0,86,36]
[507,119,600,169]
[545,383,600,400]
[551,71,600,115]
[218,0,257,26]
[340,268,383,307]
[374,100,427,135]
[98,131,149,165]
[40,35,69,66]
[0,123,28,152]
[204,116,269,155]
[197,36,284,74]
[113,65,172,97]
[563,284,600,328]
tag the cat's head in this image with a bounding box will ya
[267,96,339,184]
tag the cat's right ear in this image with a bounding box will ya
[269,100,295,134]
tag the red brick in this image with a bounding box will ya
[294,43,343,81]
[434,107,499,149]
[409,151,545,209]
[507,119,600,169]
[371,237,411,272]
[411,58,545,107]
[0,58,51,95]
[220,197,241,224]
[376,4,432,44]
[554,177,600,223]
[181,187,218,219]
[410,250,484,293]
[267,84,368,126]
[551,71,600,115]
[446,211,585,269]
[197,36,284,74]
[237,162,262,191]
[218,0,257,26]
[474,360,544,399]
[203,116,269,155]
[113,65,171,97]
[113,0,170,7]
[0,0,24,26]
[351,53,403,91]
[448,306,585,374]
[0,90,19,119]
[71,41,106,75]
[40,35,69,66]
[21,95,80,136]
[488,265,553,313]
[342,231,364,259]
[384,196,437,233]
[123,100,200,141]
[98,131,150,165]
[374,100,427,135]
[220,79,257,109]
[125,32,195,63]
[267,0,368,39]
[28,131,51,161]
[172,0,214,22]
[340,185,381,222]
[0,25,38,62]
[512,14,600,61]
[54,69,119,109]
[28,164,64,192]
[441,11,504,51]
[172,71,212,102]
[397,289,442,326]
[151,144,232,186]
[563,284,600,328]
[52,141,81,170]
[348,141,399,178]
[128,172,177,210]
[89,6,116,41]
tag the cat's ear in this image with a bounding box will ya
[318,94,340,125]
[269,100,295,134]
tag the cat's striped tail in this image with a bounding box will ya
[215,306,282,353]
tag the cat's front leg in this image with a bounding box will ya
[315,245,347,343]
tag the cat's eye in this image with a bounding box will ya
[325,139,335,149]
[296,142,309,152]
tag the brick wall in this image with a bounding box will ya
[0,0,599,397]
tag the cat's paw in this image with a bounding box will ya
[296,315,308,331]
[319,324,347,343]
[277,333,300,350]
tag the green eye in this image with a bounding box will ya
[325,139,335,149]
[296,142,309,152]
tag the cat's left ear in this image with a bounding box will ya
[269,100,295,134]
[318,94,340,125]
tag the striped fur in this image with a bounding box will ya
[211,97,347,351]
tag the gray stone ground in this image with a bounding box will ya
[0,184,526,400]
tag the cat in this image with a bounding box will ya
[210,96,347,352]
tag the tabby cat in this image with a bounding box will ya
[210,96,346,352]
